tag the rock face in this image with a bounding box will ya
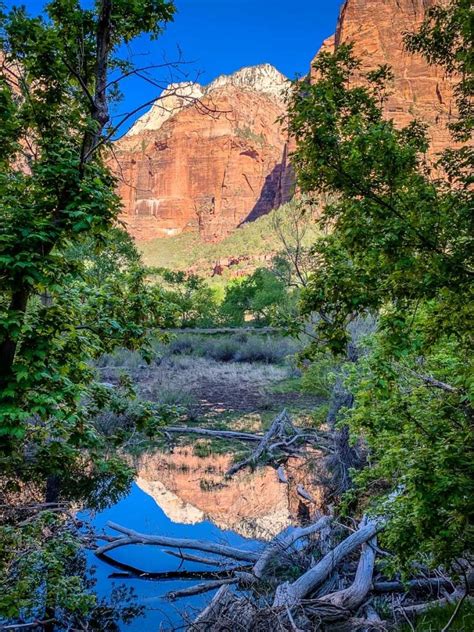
[114,1,457,243]
[135,448,325,540]
[113,64,293,241]
[312,0,456,157]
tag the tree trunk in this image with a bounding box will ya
[0,283,29,385]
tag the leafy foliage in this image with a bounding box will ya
[0,0,175,624]
[153,268,219,327]
[286,4,473,568]
[220,267,290,326]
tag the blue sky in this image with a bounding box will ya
[10,1,343,131]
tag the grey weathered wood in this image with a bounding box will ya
[277,465,288,483]
[167,578,237,600]
[95,522,260,562]
[164,426,262,442]
[191,585,234,627]
[373,578,453,593]
[164,550,237,567]
[273,519,380,607]
[253,516,331,579]
[321,527,377,609]
[226,410,291,477]
[296,484,315,502]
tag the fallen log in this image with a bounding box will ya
[96,552,247,580]
[95,521,260,563]
[226,410,293,477]
[373,577,454,593]
[191,588,257,631]
[191,585,235,628]
[253,516,331,579]
[396,591,474,617]
[164,550,238,567]
[273,519,380,607]
[320,521,376,610]
[163,426,262,442]
[167,578,238,601]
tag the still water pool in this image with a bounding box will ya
[81,482,262,631]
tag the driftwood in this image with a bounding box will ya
[167,578,238,600]
[253,516,331,579]
[373,577,454,593]
[93,512,469,630]
[190,586,256,631]
[226,410,294,476]
[190,585,235,628]
[273,519,380,607]
[163,426,262,442]
[161,410,331,480]
[164,550,237,567]
[225,410,327,477]
[277,465,288,483]
[95,521,259,562]
[320,522,376,610]
[296,484,315,502]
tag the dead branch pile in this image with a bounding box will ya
[164,409,331,477]
[93,515,472,631]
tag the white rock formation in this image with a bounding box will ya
[127,81,204,136]
[126,64,288,136]
[206,63,289,102]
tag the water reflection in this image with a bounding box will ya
[135,448,324,540]
[84,448,323,629]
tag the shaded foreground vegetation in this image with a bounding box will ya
[1,0,473,630]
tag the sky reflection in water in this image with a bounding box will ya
[81,482,262,630]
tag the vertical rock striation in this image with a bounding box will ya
[311,0,456,157]
[113,65,293,242]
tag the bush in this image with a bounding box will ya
[301,356,337,397]
[168,336,196,356]
[235,336,292,364]
[159,333,300,365]
[201,338,239,362]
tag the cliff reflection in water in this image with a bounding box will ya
[134,447,325,540]
[85,447,326,630]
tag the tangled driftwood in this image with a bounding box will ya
[93,513,471,631]
[164,409,331,478]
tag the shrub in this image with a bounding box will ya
[202,338,239,362]
[168,336,196,356]
[235,336,297,364]
[301,356,337,397]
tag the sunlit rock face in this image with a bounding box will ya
[311,0,456,158]
[135,448,325,541]
[112,65,293,242]
[126,82,205,137]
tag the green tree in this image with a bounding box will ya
[0,0,176,624]
[220,267,289,326]
[286,1,473,568]
[154,268,219,328]
[0,0,175,477]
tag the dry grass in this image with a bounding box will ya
[97,333,322,431]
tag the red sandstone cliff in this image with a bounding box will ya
[115,1,457,244]
[113,65,293,242]
[312,0,456,156]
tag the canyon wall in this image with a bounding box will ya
[113,65,293,242]
[312,0,455,156]
[115,0,457,243]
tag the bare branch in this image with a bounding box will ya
[95,522,260,563]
